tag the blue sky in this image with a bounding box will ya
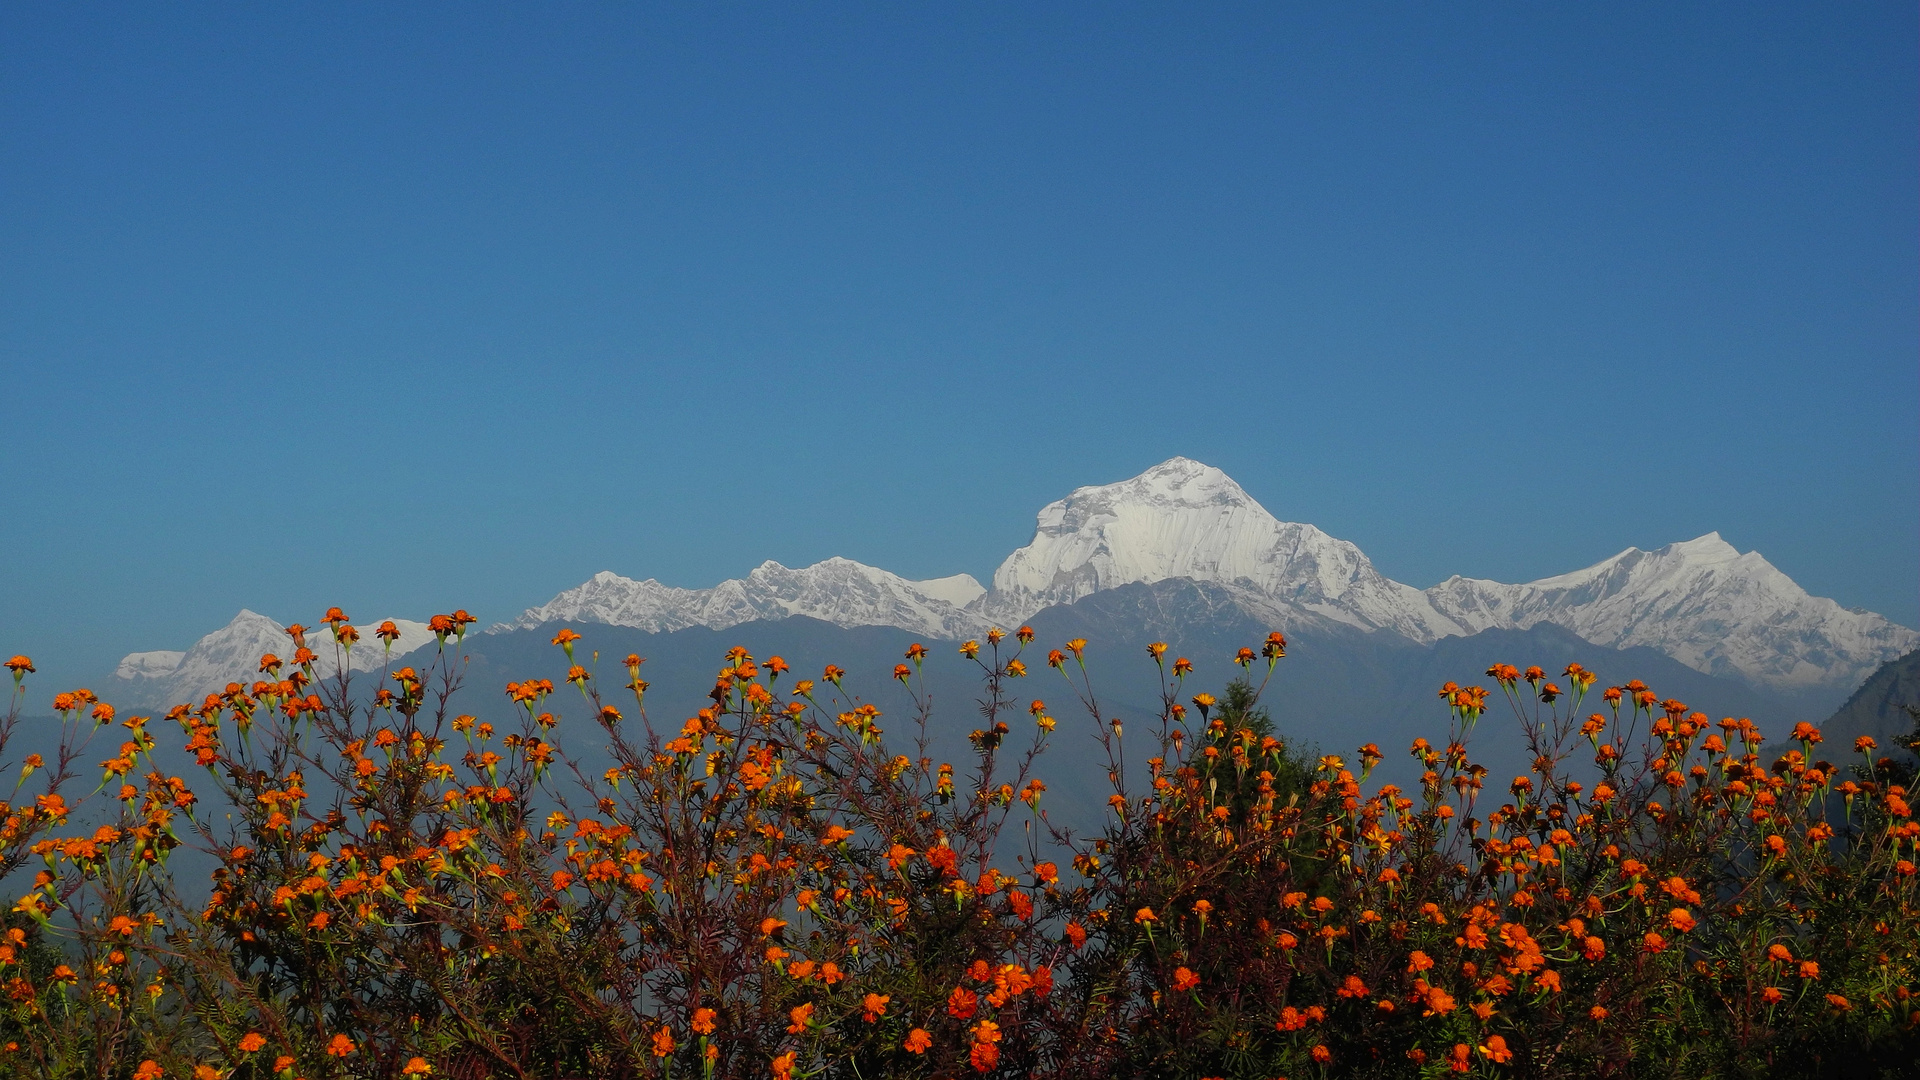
[3,3,1915,687]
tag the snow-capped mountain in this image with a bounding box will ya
[108,457,1917,707]
[979,457,1467,641]
[1424,534,1918,692]
[110,610,439,708]
[490,558,989,640]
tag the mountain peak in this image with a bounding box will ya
[110,610,438,707]
[1662,532,1739,561]
[494,557,988,639]
[1097,457,1259,512]
[1426,533,1916,691]
[981,459,1462,639]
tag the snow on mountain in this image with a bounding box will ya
[493,558,989,640]
[978,457,1467,641]
[114,651,185,680]
[1424,534,1920,692]
[109,610,439,708]
[109,459,1915,705]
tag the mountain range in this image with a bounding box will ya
[108,458,1917,725]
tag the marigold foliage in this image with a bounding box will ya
[0,621,1912,1078]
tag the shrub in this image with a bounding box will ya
[0,622,1913,1079]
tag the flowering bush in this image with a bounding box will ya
[0,616,1913,1079]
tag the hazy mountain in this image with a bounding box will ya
[1819,649,1920,752]
[440,586,1818,826]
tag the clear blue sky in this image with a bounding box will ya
[3,4,1915,688]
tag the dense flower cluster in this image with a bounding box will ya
[0,616,1912,1078]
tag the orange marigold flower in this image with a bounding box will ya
[1642,932,1666,954]
[904,1028,933,1054]
[551,628,582,647]
[948,986,979,1019]
[1798,960,1820,980]
[3,656,33,675]
[1407,950,1434,973]
[1171,967,1200,992]
[238,1033,267,1053]
[691,1007,717,1035]
[134,1063,163,1080]
[862,993,890,1022]
[969,1019,1002,1071]
[1589,1005,1608,1021]
[326,1033,356,1057]
[1134,907,1157,924]
[1826,993,1851,1011]
[771,1050,797,1079]
[1668,908,1697,933]
[651,1027,676,1057]
[1311,1045,1332,1064]
[1480,1035,1513,1063]
[402,1058,433,1076]
[1762,986,1784,1004]
[787,1003,814,1034]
